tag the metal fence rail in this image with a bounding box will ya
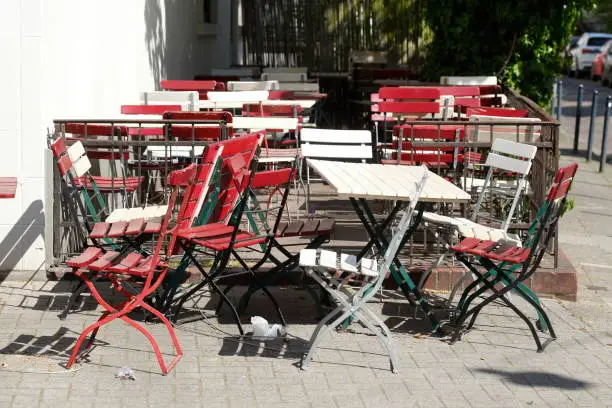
[241,0,426,72]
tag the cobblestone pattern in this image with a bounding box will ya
[0,280,610,408]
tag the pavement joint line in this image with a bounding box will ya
[580,262,612,270]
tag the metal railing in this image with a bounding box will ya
[46,118,230,274]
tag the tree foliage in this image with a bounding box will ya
[423,0,594,106]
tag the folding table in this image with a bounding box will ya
[0,178,17,199]
[197,99,318,110]
[306,159,470,333]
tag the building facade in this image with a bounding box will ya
[0,0,237,272]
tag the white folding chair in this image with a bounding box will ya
[140,91,199,111]
[299,128,374,213]
[299,166,428,373]
[417,139,538,294]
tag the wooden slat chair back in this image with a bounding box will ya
[209,134,264,224]
[300,128,374,212]
[160,79,225,99]
[140,91,198,111]
[477,85,505,107]
[161,111,233,141]
[206,90,269,103]
[60,123,141,193]
[383,124,465,178]
[120,105,182,138]
[120,104,182,116]
[233,116,300,150]
[242,103,303,117]
[300,128,374,162]
[227,81,280,91]
[470,139,538,232]
[439,86,481,116]
[372,87,454,154]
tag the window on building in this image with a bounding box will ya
[203,0,215,24]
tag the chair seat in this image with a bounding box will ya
[90,218,162,239]
[421,211,521,245]
[191,231,267,251]
[450,237,531,264]
[177,223,234,241]
[299,249,378,278]
[276,219,335,238]
[106,205,168,223]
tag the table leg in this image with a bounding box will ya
[350,198,442,334]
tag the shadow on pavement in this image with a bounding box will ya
[474,368,593,390]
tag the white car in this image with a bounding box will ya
[569,32,612,77]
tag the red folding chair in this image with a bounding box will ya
[64,144,225,374]
[217,159,335,316]
[465,107,528,118]
[160,79,225,99]
[382,124,465,180]
[449,163,579,351]
[162,111,234,141]
[165,134,288,334]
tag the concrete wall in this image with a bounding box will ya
[0,0,233,273]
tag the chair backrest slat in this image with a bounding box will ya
[121,105,182,115]
[234,116,299,131]
[160,80,218,91]
[484,153,532,175]
[490,138,538,160]
[300,128,373,161]
[227,81,279,91]
[72,156,92,178]
[206,91,269,102]
[140,91,198,111]
[300,128,371,144]
[301,144,372,159]
[66,141,86,162]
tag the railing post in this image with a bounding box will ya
[573,84,583,154]
[551,80,556,116]
[556,79,562,121]
[587,89,599,162]
[600,96,611,173]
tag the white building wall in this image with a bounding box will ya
[0,0,233,273]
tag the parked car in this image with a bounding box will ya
[569,32,612,77]
[601,47,612,86]
[591,39,612,81]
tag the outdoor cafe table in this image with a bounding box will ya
[197,99,318,110]
[306,159,471,333]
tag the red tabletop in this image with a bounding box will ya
[0,177,17,199]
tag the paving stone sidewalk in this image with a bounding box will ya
[0,119,611,407]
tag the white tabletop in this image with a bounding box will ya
[144,145,204,158]
[197,99,317,110]
[306,159,471,203]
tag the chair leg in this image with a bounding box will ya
[139,301,183,374]
[417,251,448,291]
[58,279,90,320]
[301,305,343,370]
[356,307,399,373]
[172,267,245,335]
